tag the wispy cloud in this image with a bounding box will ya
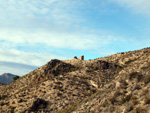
[112,0,150,16]
[0,28,118,50]
[0,61,38,76]
[0,0,84,28]
[0,48,67,66]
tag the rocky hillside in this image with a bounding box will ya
[0,73,17,83]
[0,47,150,113]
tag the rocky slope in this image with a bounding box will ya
[0,73,17,83]
[1,47,150,113]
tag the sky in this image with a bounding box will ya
[0,0,150,76]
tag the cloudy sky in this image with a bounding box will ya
[0,0,150,76]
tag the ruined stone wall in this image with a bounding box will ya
[79,56,84,60]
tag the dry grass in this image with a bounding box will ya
[144,95,150,104]
[144,75,150,84]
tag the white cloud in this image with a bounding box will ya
[0,61,37,76]
[0,28,117,50]
[112,0,150,15]
[0,48,67,66]
[0,0,119,51]
[0,0,84,28]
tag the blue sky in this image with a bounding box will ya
[0,0,150,76]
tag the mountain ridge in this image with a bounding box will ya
[1,47,150,113]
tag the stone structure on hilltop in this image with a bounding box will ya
[79,56,84,60]
[73,56,84,60]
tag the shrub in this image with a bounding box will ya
[116,66,121,73]
[135,107,146,113]
[43,91,46,93]
[145,95,150,104]
[134,84,141,90]
[57,100,82,113]
[0,95,7,100]
[132,100,139,105]
[144,75,150,84]
[125,59,137,65]
[128,72,143,81]
[26,98,48,111]
[142,89,149,95]
[109,97,116,104]
[125,94,132,102]
[128,72,138,80]
[119,97,126,104]
[13,76,20,81]
[131,96,139,105]
[102,101,109,107]
[57,92,62,96]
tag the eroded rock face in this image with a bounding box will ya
[90,60,120,70]
[30,59,76,86]
[44,59,76,76]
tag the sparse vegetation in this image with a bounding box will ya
[144,75,150,84]
[116,66,121,73]
[127,72,144,82]
[125,58,137,65]
[131,99,139,105]
[133,107,147,113]
[0,95,7,100]
[144,95,150,104]
[1,48,150,112]
[57,100,82,113]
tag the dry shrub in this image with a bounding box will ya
[102,100,109,107]
[137,74,144,82]
[109,97,116,105]
[135,107,146,113]
[114,90,122,97]
[128,72,138,80]
[144,75,150,84]
[132,100,139,105]
[124,94,132,102]
[134,84,141,90]
[131,95,139,105]
[142,88,149,95]
[26,98,48,111]
[128,72,143,82]
[145,95,150,104]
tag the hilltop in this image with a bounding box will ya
[0,47,150,113]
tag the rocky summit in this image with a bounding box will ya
[1,47,150,113]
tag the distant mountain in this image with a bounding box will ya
[0,73,17,83]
